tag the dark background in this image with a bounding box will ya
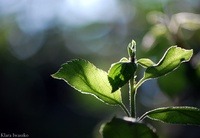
[1,0,200,137]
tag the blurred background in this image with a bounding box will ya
[1,0,200,137]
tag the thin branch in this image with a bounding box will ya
[119,103,131,117]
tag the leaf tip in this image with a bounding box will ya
[51,73,56,78]
[51,72,59,79]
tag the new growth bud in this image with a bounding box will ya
[127,40,136,63]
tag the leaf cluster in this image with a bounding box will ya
[52,40,199,138]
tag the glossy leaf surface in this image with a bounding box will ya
[52,59,122,105]
[137,58,155,68]
[108,60,137,92]
[101,117,158,138]
[145,106,200,125]
[144,46,193,79]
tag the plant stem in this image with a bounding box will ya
[129,77,146,118]
[138,112,148,121]
[120,103,131,117]
[135,77,146,90]
[129,76,136,118]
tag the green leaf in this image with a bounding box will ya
[108,59,137,92]
[137,58,155,68]
[119,57,129,62]
[52,59,122,106]
[143,106,200,125]
[158,65,188,98]
[144,46,193,79]
[100,117,158,138]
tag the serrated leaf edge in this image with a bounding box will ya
[52,59,122,106]
[140,106,200,125]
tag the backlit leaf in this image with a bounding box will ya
[137,58,155,68]
[144,106,200,125]
[52,59,122,106]
[144,46,193,79]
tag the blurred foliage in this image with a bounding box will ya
[1,0,200,138]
